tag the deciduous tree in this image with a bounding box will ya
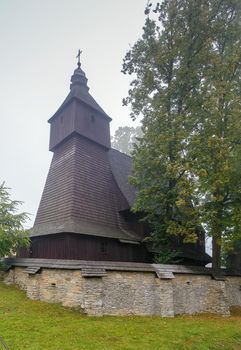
[123,0,241,270]
[111,126,142,155]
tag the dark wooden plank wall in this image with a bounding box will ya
[18,233,151,263]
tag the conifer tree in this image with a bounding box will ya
[0,183,29,258]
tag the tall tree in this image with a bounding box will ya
[0,183,29,259]
[123,0,241,270]
[111,126,142,155]
[190,0,241,271]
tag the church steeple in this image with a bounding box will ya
[31,54,142,258]
[70,50,89,90]
[70,66,89,91]
[48,55,111,152]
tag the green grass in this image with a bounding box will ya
[0,282,241,350]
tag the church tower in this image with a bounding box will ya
[24,55,150,262]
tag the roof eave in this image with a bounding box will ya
[48,96,112,124]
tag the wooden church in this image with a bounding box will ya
[19,56,211,265]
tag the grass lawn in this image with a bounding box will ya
[0,282,241,350]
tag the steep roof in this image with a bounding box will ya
[32,135,139,242]
[108,148,137,209]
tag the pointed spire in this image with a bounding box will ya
[70,49,89,91]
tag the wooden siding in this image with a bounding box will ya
[49,100,110,151]
[18,233,151,263]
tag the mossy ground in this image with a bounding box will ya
[0,282,241,350]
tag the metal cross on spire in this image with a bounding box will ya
[76,49,82,69]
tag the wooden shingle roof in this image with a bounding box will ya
[108,148,137,209]
[32,135,139,242]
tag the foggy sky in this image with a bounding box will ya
[0,0,147,227]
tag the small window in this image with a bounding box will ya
[100,242,107,255]
[91,115,95,123]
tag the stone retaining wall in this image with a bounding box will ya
[3,266,241,316]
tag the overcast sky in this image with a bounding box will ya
[0,0,148,227]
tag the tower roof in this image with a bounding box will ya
[48,65,111,123]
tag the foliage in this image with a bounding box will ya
[0,260,9,272]
[0,183,29,258]
[0,282,241,350]
[122,0,241,270]
[111,126,142,155]
[144,234,181,264]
